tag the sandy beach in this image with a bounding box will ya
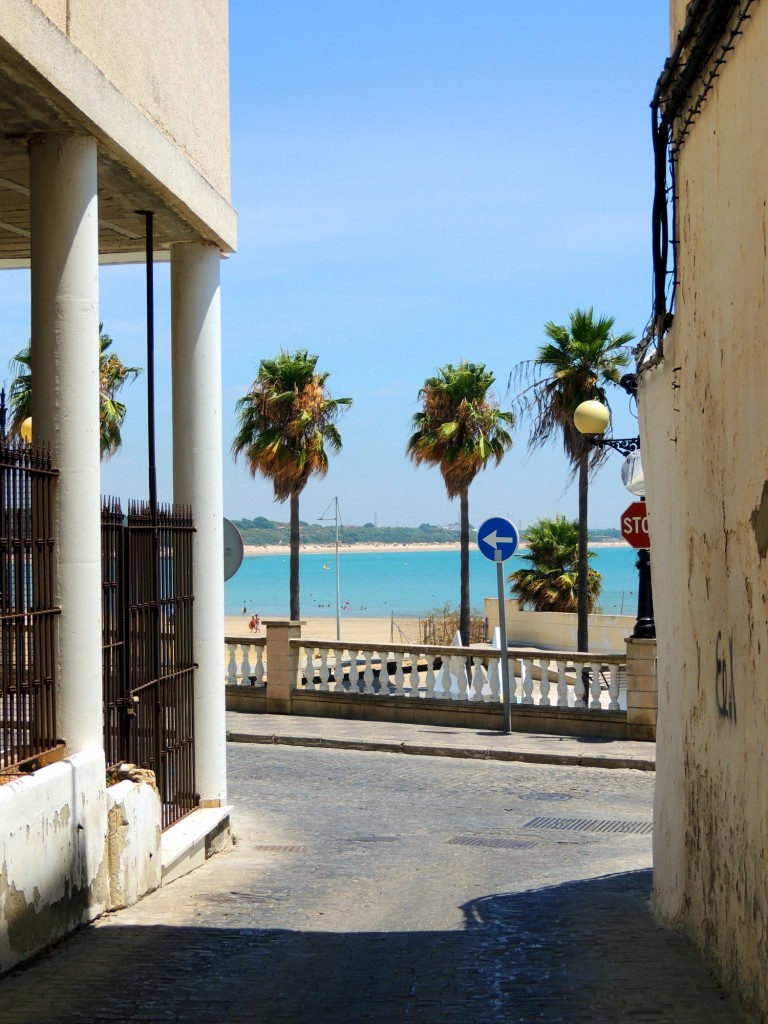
[243,540,628,557]
[225,614,425,645]
[244,542,460,557]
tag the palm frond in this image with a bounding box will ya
[232,348,351,504]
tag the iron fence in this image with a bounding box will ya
[0,439,59,772]
[102,498,196,829]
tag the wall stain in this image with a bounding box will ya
[750,481,768,559]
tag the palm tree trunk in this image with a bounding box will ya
[577,446,589,653]
[459,488,470,644]
[289,491,300,621]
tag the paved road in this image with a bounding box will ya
[0,744,748,1023]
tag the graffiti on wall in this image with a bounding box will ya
[714,631,737,723]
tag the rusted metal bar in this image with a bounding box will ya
[0,437,60,772]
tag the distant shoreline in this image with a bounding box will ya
[243,540,628,557]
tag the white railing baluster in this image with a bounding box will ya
[539,658,551,706]
[394,651,405,695]
[454,659,467,700]
[303,646,314,689]
[574,662,587,707]
[363,651,374,693]
[473,657,491,702]
[349,649,360,691]
[556,659,569,707]
[406,652,420,697]
[608,663,620,710]
[522,658,534,705]
[424,656,437,696]
[329,649,343,693]
[433,657,446,698]
[257,645,267,684]
[240,642,252,685]
[378,650,390,695]
[510,657,519,704]
[487,655,500,702]
[590,661,602,709]
[317,648,330,691]
[227,642,238,685]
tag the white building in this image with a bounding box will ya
[0,0,236,971]
[641,0,768,1017]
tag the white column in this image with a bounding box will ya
[29,134,102,752]
[170,242,226,806]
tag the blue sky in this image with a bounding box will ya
[0,1,670,533]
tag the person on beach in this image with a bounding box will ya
[254,614,261,634]
[242,603,247,616]
[248,615,257,633]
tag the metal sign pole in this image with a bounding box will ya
[496,557,512,733]
[477,515,519,735]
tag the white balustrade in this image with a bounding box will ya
[225,637,266,686]
[249,638,626,715]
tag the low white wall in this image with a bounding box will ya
[0,749,109,974]
[106,780,162,911]
[484,598,633,653]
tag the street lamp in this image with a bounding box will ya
[573,395,655,640]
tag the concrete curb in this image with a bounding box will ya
[226,731,656,772]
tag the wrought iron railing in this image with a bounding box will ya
[0,439,59,772]
[101,498,196,829]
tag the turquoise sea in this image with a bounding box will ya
[226,545,641,619]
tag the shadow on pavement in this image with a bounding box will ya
[0,868,746,1023]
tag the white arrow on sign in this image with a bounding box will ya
[484,529,516,550]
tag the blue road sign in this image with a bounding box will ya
[477,517,520,563]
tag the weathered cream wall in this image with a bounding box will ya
[670,0,688,40]
[0,750,109,973]
[484,598,633,654]
[641,3,768,1015]
[30,0,230,199]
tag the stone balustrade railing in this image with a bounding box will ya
[293,640,625,710]
[224,622,657,738]
[225,635,266,686]
[224,633,625,711]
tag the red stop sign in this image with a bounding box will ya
[621,501,650,548]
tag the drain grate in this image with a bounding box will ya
[252,844,306,853]
[447,836,538,850]
[523,816,653,835]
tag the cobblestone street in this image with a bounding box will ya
[0,743,748,1023]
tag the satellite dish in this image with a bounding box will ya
[223,518,245,581]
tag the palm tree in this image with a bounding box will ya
[8,327,141,459]
[508,515,601,612]
[232,349,352,620]
[407,361,514,645]
[513,308,633,651]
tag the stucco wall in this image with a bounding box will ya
[641,3,768,1016]
[484,598,633,654]
[30,0,230,200]
[0,750,109,974]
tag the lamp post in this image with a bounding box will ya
[573,397,655,641]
